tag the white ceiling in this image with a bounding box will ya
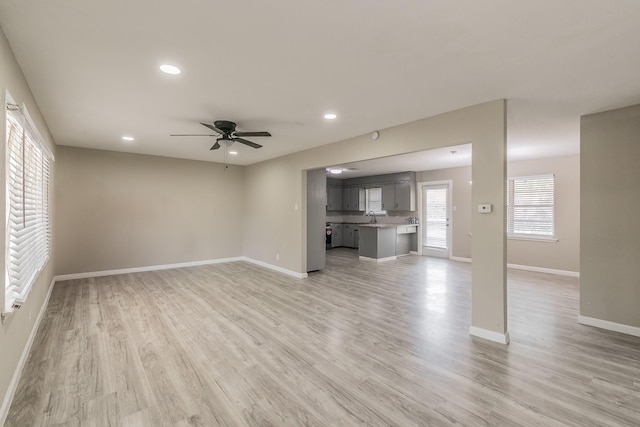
[328,144,473,178]
[1,1,639,167]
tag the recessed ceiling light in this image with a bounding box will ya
[328,168,343,174]
[324,113,337,120]
[160,64,181,75]
[229,151,238,155]
[122,136,134,141]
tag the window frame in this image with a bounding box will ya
[3,91,54,314]
[364,187,386,215]
[506,174,557,242]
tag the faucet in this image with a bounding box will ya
[368,211,377,224]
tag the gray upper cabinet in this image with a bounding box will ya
[382,181,415,211]
[327,185,342,210]
[394,181,414,211]
[342,186,364,211]
[382,184,396,211]
[328,172,415,212]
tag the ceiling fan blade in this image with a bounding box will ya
[233,137,262,149]
[201,123,225,134]
[210,141,221,150]
[170,134,216,137]
[234,131,271,137]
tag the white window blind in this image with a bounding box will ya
[507,175,554,238]
[365,187,384,213]
[4,99,53,313]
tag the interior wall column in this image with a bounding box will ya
[469,100,509,344]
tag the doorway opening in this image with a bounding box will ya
[418,181,452,258]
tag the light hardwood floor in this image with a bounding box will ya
[5,249,640,426]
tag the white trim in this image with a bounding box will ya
[469,326,510,344]
[55,257,308,282]
[507,173,554,181]
[0,276,55,426]
[507,235,558,243]
[54,257,246,281]
[578,316,640,338]
[409,251,418,255]
[507,263,579,278]
[445,257,579,277]
[241,258,308,279]
[359,255,397,262]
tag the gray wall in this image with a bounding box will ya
[581,104,640,328]
[0,28,57,421]
[55,146,245,275]
[244,100,509,338]
[417,154,580,273]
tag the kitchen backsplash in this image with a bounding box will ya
[327,213,414,224]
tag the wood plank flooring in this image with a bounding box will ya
[5,249,640,426]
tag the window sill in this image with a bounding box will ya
[507,235,558,243]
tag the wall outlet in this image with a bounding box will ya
[478,203,492,213]
[276,254,280,261]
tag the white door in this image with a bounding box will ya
[421,183,451,258]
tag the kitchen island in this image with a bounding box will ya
[358,224,417,261]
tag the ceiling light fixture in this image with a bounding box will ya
[229,151,238,155]
[160,64,181,75]
[328,168,343,174]
[324,113,337,120]
[122,136,134,141]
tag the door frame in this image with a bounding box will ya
[417,180,453,258]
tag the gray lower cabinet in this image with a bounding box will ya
[396,225,418,256]
[330,224,359,248]
[342,224,355,248]
[331,224,342,248]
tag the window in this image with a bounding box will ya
[507,174,554,239]
[365,187,385,214]
[4,95,53,314]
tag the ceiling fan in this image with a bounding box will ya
[170,120,271,150]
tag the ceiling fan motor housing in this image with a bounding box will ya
[214,120,236,134]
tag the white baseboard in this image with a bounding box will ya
[469,326,510,345]
[450,256,472,263]
[54,257,246,281]
[55,256,308,282]
[359,255,397,262]
[241,257,308,279]
[410,251,418,255]
[507,263,579,277]
[446,257,579,277]
[0,276,56,426]
[578,315,640,338]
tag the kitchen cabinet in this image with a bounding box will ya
[342,224,355,248]
[359,224,417,259]
[331,224,342,248]
[342,186,364,211]
[327,185,342,211]
[381,181,415,211]
[396,225,418,255]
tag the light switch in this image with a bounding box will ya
[478,203,492,213]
